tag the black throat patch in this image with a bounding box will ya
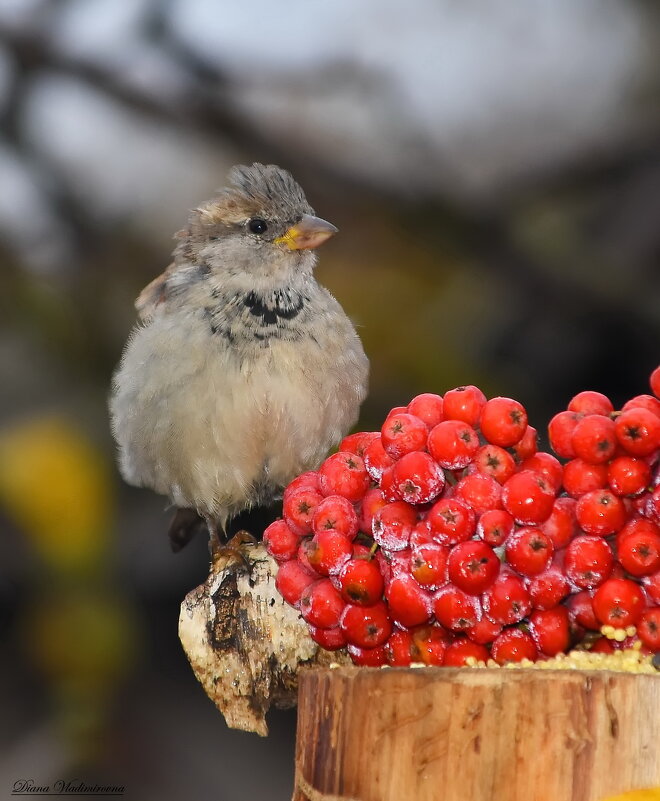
[242,289,305,325]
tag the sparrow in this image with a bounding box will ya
[109,163,369,555]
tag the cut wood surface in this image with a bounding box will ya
[294,667,660,801]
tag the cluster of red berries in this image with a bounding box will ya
[265,366,660,667]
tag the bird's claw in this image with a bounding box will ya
[209,529,258,571]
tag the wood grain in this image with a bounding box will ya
[294,668,660,801]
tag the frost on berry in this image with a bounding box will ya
[391,451,446,504]
[372,501,417,551]
[381,412,428,459]
[307,529,352,576]
[426,497,476,545]
[454,473,502,516]
[363,437,395,481]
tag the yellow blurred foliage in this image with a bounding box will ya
[0,416,114,571]
[601,791,660,801]
[24,587,134,690]
[21,585,137,754]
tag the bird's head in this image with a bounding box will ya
[175,164,337,286]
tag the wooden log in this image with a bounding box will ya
[293,667,660,801]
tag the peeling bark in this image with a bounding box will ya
[178,536,347,735]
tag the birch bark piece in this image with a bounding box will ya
[178,537,347,736]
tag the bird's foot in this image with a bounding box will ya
[209,529,258,571]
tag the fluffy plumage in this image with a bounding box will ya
[110,164,369,550]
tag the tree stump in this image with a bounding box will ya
[293,667,660,801]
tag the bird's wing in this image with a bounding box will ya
[135,263,177,321]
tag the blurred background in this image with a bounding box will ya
[0,0,659,798]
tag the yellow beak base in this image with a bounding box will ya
[275,214,338,250]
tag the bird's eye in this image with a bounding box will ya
[248,218,268,235]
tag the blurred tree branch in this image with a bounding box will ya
[0,8,658,403]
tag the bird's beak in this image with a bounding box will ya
[274,214,338,250]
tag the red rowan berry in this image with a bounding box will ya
[592,578,646,627]
[502,470,555,525]
[391,450,446,504]
[407,393,444,428]
[491,628,537,664]
[426,497,476,545]
[433,584,482,631]
[340,600,393,648]
[264,519,299,562]
[319,452,370,502]
[615,407,660,457]
[312,495,359,540]
[548,410,582,459]
[427,419,479,469]
[447,540,500,594]
[480,397,528,447]
[562,458,608,498]
[473,444,516,484]
[567,390,614,417]
[482,571,531,625]
[476,508,515,547]
[381,412,428,459]
[339,431,380,458]
[442,385,486,426]
[519,451,563,492]
[571,414,617,464]
[505,527,554,576]
[576,489,626,536]
[454,473,503,516]
[637,607,660,651]
[385,574,433,627]
[529,606,570,656]
[607,456,651,497]
[308,624,347,651]
[300,579,346,628]
[564,535,614,589]
[443,638,489,666]
[275,560,317,607]
[372,501,417,551]
[337,558,384,606]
